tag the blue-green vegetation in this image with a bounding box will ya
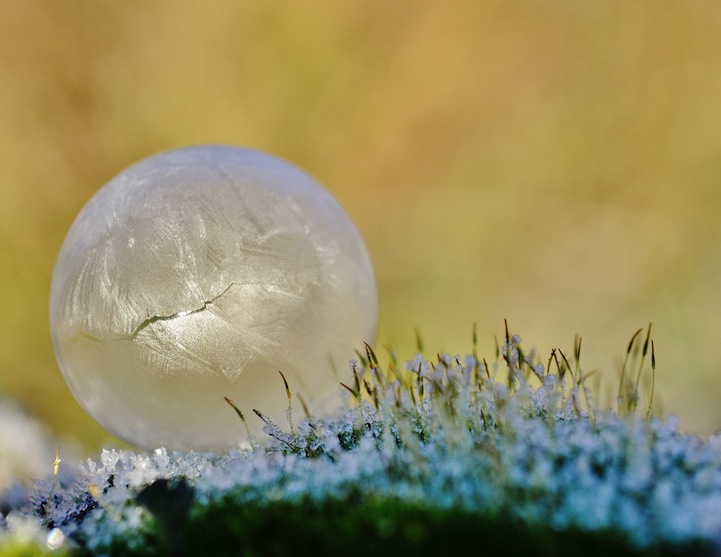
[2,326,720,556]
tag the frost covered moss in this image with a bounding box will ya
[4,327,721,556]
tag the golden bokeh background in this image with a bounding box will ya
[3,1,721,453]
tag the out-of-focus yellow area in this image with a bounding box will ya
[3,1,721,452]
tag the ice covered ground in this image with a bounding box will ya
[3,331,721,555]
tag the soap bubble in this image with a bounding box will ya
[50,146,378,451]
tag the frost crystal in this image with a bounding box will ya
[11,332,721,555]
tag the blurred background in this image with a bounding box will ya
[3,0,721,454]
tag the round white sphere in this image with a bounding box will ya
[50,145,378,451]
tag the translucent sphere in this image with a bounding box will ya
[50,146,378,451]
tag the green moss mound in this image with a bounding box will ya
[8,328,721,556]
[74,486,713,557]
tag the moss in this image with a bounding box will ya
[156,493,715,557]
[0,541,68,557]
[14,327,721,556]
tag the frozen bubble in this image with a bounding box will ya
[46,528,66,550]
[50,146,377,451]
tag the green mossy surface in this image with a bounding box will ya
[0,542,69,557]
[6,328,721,557]
[70,490,714,557]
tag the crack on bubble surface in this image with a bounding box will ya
[127,281,239,338]
[73,282,243,343]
